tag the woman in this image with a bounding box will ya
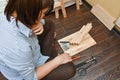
[0,0,76,80]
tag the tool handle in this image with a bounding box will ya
[76,61,87,68]
[72,55,80,60]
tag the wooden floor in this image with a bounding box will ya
[0,4,120,80]
[45,4,120,80]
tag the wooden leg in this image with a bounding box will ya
[75,0,80,10]
[60,0,67,18]
[55,8,59,19]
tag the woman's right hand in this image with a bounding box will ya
[55,53,72,65]
[31,22,44,35]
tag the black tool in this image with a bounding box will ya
[76,55,97,76]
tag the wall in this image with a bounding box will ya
[0,0,7,13]
[86,0,120,19]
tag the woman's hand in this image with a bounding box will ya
[31,22,44,35]
[55,53,72,65]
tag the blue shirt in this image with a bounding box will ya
[0,13,49,80]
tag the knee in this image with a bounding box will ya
[44,20,55,32]
[45,20,54,25]
[64,62,76,77]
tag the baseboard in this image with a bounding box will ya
[113,26,120,35]
[91,5,115,30]
[81,0,92,9]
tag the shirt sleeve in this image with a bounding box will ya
[4,45,38,80]
[34,37,49,67]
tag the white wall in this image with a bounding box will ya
[0,0,7,13]
[86,0,120,19]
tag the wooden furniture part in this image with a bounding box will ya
[54,0,67,18]
[58,33,96,56]
[75,0,80,10]
[58,23,96,56]
[70,23,92,45]
[54,0,80,18]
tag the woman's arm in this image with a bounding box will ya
[36,53,72,79]
[31,22,72,79]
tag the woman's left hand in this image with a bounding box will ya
[31,22,44,35]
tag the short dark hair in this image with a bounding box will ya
[4,0,54,27]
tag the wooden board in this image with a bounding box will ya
[70,23,92,45]
[58,32,96,56]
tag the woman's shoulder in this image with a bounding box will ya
[0,13,13,31]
